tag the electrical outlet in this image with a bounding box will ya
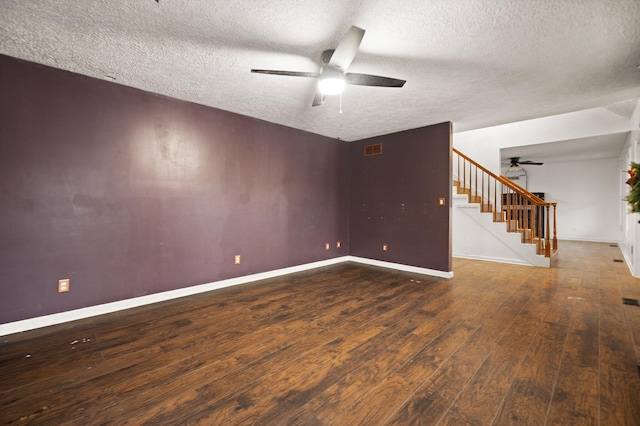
[234,255,241,265]
[336,241,341,248]
[382,244,388,252]
[325,243,330,251]
[58,279,70,293]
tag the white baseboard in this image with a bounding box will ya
[1,257,349,337]
[347,256,454,278]
[453,253,533,267]
[0,255,452,337]
[618,243,636,277]
[557,237,617,243]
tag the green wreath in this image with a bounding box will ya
[626,162,640,213]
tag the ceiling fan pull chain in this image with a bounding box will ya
[339,92,343,114]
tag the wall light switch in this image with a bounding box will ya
[58,279,70,293]
[336,241,341,248]
[234,255,241,265]
[382,244,388,252]
[325,243,330,251]
[438,197,446,206]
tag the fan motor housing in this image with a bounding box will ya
[321,49,335,64]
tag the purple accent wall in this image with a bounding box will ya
[349,123,452,272]
[0,55,349,324]
[0,54,452,326]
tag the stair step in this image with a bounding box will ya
[452,151,554,268]
[454,184,471,195]
[513,228,545,244]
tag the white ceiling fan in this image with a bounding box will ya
[251,26,406,107]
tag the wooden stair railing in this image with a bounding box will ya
[453,148,558,258]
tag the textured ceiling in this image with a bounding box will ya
[1,0,640,141]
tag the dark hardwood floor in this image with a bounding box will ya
[1,241,639,425]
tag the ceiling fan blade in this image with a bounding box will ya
[519,161,544,165]
[312,90,325,107]
[345,73,406,87]
[328,26,365,71]
[251,69,319,78]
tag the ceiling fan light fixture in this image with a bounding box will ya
[318,76,345,95]
[250,26,405,107]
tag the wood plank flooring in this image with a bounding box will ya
[1,241,639,425]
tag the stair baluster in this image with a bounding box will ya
[453,148,558,259]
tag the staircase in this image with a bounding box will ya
[453,148,558,267]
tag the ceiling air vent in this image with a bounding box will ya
[364,143,383,157]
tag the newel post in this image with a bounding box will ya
[545,205,551,257]
[552,203,558,250]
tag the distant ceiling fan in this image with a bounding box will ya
[505,157,544,167]
[251,26,406,107]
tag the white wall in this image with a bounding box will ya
[453,106,636,259]
[455,107,633,174]
[618,101,640,275]
[523,157,619,242]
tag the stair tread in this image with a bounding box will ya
[453,156,555,267]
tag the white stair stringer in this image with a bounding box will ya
[453,190,551,268]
